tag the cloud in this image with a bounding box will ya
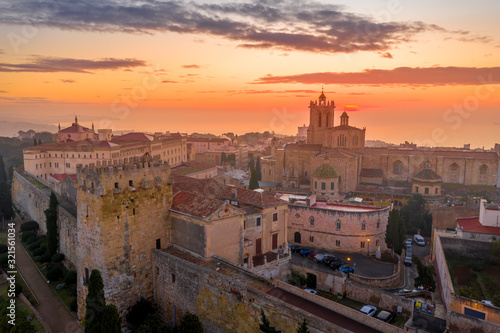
[0,56,146,73]
[0,49,3,54]
[0,90,7,93]
[0,0,487,54]
[60,79,75,83]
[182,64,201,69]
[377,52,393,59]
[161,80,178,83]
[253,67,500,86]
[0,96,49,103]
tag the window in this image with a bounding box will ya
[321,182,325,190]
[133,208,136,215]
[435,188,438,194]
[172,273,176,283]
[376,239,380,246]
[449,163,460,183]
[377,220,380,229]
[256,217,261,227]
[314,181,317,189]
[425,188,429,194]
[336,240,340,247]
[318,113,322,127]
[309,236,314,242]
[85,268,89,284]
[479,164,488,185]
[273,213,278,221]
[393,160,403,174]
[129,180,133,187]
[156,266,159,275]
[331,182,334,190]
[360,241,365,248]
[361,222,366,230]
[415,186,419,193]
[309,217,315,226]
[115,182,119,188]
[336,221,341,230]
[66,163,70,168]
[156,238,161,249]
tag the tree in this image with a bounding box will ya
[490,241,500,259]
[85,270,106,333]
[102,304,121,333]
[401,194,433,237]
[249,153,255,170]
[296,319,310,333]
[385,209,404,255]
[0,181,13,219]
[249,169,259,190]
[178,312,203,333]
[45,192,59,257]
[126,298,155,328]
[221,152,227,165]
[259,309,281,333]
[0,155,6,182]
[255,157,262,181]
[413,255,436,292]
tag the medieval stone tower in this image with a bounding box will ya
[307,90,335,146]
[75,158,172,318]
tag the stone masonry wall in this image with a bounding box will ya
[153,248,352,333]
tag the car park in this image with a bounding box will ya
[338,264,355,273]
[304,288,317,295]
[481,300,493,306]
[313,253,329,262]
[360,305,377,317]
[307,251,318,259]
[330,261,344,270]
[322,255,339,266]
[397,289,412,294]
[288,244,302,253]
[299,248,313,257]
[414,234,425,246]
[376,310,396,323]
[404,255,412,266]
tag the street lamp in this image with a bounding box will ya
[367,238,370,256]
[347,257,351,278]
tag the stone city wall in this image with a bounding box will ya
[448,311,500,333]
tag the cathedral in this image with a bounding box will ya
[262,91,500,199]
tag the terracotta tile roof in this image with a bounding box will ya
[412,168,442,182]
[457,217,500,236]
[171,174,285,208]
[97,141,120,147]
[171,191,231,220]
[360,168,383,178]
[49,173,77,182]
[284,143,323,151]
[112,132,154,142]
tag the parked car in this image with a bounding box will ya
[376,310,396,323]
[481,300,493,306]
[338,264,355,273]
[414,234,425,246]
[404,255,412,266]
[330,261,344,270]
[288,244,302,253]
[322,255,339,266]
[307,251,318,259]
[313,253,329,262]
[397,289,412,294]
[300,248,314,257]
[304,288,317,295]
[360,305,377,317]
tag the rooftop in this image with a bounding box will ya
[313,164,338,178]
[457,217,500,236]
[412,168,442,182]
[111,132,154,142]
[290,199,386,212]
[171,190,242,220]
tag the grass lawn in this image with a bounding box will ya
[23,175,48,190]
[0,281,45,332]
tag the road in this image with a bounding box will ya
[267,287,381,333]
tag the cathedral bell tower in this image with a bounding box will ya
[307,89,335,146]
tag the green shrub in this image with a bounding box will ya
[26,236,37,245]
[68,284,77,297]
[20,221,39,232]
[51,253,65,263]
[65,271,77,285]
[0,244,7,254]
[21,230,36,242]
[15,281,23,297]
[33,248,45,256]
[27,241,42,251]
[40,242,47,252]
[0,253,8,266]
[38,234,47,240]
[34,256,41,262]
[126,298,155,328]
[37,254,51,263]
[70,298,78,312]
[47,267,64,281]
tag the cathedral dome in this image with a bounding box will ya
[313,164,338,178]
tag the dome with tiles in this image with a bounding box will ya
[313,164,338,178]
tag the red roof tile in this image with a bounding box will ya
[49,173,77,182]
[112,132,154,142]
[171,191,230,220]
[457,217,500,236]
[59,124,93,133]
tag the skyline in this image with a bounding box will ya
[0,0,499,148]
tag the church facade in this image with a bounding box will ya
[262,92,500,197]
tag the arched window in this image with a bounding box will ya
[318,113,322,127]
[294,232,301,244]
[310,216,315,226]
[479,164,488,185]
[336,220,341,230]
[424,160,432,169]
[361,222,366,231]
[393,160,403,174]
[326,112,330,127]
[449,163,460,183]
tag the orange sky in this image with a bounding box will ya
[0,0,499,148]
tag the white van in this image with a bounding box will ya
[414,234,425,246]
